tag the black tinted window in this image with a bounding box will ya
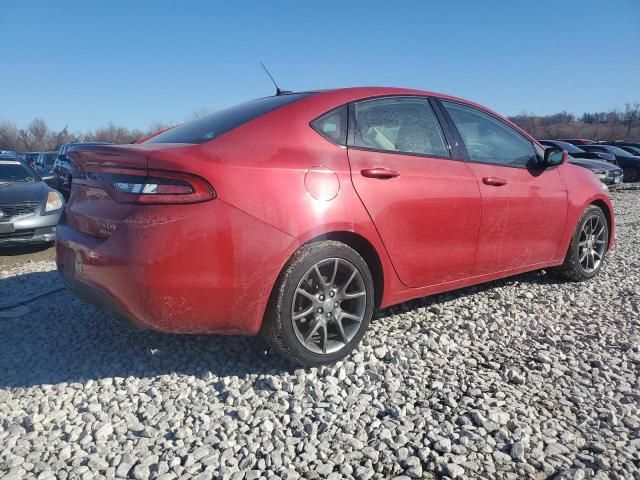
[0,159,39,182]
[350,97,449,157]
[311,106,347,145]
[147,93,313,144]
[443,101,536,167]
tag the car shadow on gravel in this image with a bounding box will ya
[0,271,297,389]
[374,268,565,319]
[0,268,568,389]
[0,244,50,256]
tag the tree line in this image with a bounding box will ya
[0,119,171,153]
[1,102,639,153]
[509,103,640,141]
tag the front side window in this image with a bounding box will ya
[147,93,314,144]
[350,97,449,157]
[443,101,536,167]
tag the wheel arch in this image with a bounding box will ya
[301,231,384,309]
[590,198,614,250]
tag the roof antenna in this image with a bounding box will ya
[260,62,291,96]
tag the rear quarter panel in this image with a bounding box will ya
[147,92,406,309]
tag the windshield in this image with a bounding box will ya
[623,146,640,155]
[0,160,40,183]
[146,93,313,144]
[544,140,583,153]
[604,145,633,156]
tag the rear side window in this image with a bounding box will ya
[443,101,536,167]
[311,105,347,145]
[147,93,313,144]
[349,97,449,157]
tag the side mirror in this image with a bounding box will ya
[544,147,567,167]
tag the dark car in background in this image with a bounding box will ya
[565,157,622,188]
[22,152,40,168]
[0,154,64,246]
[541,140,616,164]
[579,144,640,182]
[603,144,640,157]
[36,151,58,176]
[53,142,112,196]
[559,138,597,146]
[603,141,640,151]
[540,141,623,187]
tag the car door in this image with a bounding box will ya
[439,100,568,275]
[347,96,481,288]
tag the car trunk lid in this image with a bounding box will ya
[64,143,196,239]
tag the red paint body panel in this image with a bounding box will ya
[57,197,298,334]
[347,149,481,287]
[465,163,568,274]
[56,87,616,334]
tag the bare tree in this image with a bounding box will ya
[0,121,21,151]
[623,103,640,138]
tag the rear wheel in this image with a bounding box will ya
[556,205,609,281]
[623,167,639,183]
[262,241,374,366]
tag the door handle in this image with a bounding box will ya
[482,176,507,186]
[361,168,400,179]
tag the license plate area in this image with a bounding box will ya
[0,223,15,234]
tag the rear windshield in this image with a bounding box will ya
[0,159,40,183]
[147,93,314,144]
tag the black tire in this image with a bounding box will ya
[262,240,374,366]
[555,205,609,282]
[623,167,639,183]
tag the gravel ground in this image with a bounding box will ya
[0,243,55,269]
[0,187,638,480]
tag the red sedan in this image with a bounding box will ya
[56,87,615,366]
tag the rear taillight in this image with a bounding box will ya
[83,167,215,204]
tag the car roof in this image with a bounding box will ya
[311,86,488,107]
[306,87,536,143]
[62,141,113,147]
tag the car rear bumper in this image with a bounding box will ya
[59,265,141,329]
[56,199,297,335]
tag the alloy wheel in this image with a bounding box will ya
[578,215,607,273]
[291,258,367,355]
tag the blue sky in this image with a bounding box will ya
[1,0,639,132]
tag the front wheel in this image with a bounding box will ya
[555,205,609,281]
[262,241,374,366]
